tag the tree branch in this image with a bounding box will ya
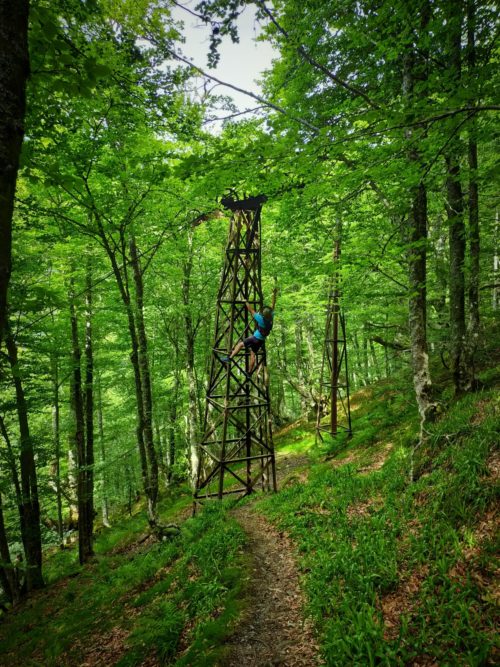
[256,0,381,110]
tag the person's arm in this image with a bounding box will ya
[271,286,278,311]
[245,301,256,316]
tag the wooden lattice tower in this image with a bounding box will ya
[194,195,277,506]
[316,239,352,440]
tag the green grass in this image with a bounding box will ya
[0,494,247,666]
[1,368,498,666]
[258,369,500,666]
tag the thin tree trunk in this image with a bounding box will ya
[0,492,21,604]
[465,0,480,385]
[96,372,110,527]
[445,3,473,394]
[84,261,94,553]
[0,414,22,508]
[295,320,308,414]
[94,217,153,522]
[446,151,469,392]
[384,313,392,376]
[5,322,44,590]
[67,441,78,526]
[362,335,370,384]
[352,332,365,387]
[130,237,158,525]
[0,416,24,603]
[402,4,437,433]
[369,339,380,381]
[305,324,315,385]
[69,283,92,565]
[0,1,30,343]
[50,354,64,547]
[154,418,166,483]
[182,231,200,487]
[166,368,180,484]
[493,208,499,310]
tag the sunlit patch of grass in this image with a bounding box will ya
[276,429,316,456]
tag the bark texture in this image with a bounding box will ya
[94,214,156,524]
[5,323,44,590]
[0,492,21,604]
[51,354,64,547]
[402,4,437,432]
[0,0,30,342]
[465,0,480,383]
[69,286,93,564]
[445,3,473,394]
[84,264,95,554]
[130,237,159,524]
[182,231,200,486]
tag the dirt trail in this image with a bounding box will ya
[222,456,322,667]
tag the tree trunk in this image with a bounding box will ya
[0,0,30,343]
[445,3,473,394]
[166,368,180,484]
[182,231,200,487]
[402,4,437,432]
[130,237,158,525]
[94,217,153,524]
[0,413,22,508]
[446,151,469,393]
[362,335,370,384]
[69,283,92,564]
[0,415,24,603]
[84,262,94,552]
[352,332,365,387]
[465,0,480,385]
[0,492,21,604]
[493,208,499,310]
[406,182,437,425]
[50,354,64,548]
[294,320,308,414]
[5,322,44,590]
[96,372,110,527]
[369,339,380,381]
[66,440,78,526]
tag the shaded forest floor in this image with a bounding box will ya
[0,365,499,666]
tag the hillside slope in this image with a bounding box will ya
[0,368,498,666]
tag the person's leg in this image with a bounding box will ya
[249,349,256,373]
[229,340,244,358]
[220,339,244,362]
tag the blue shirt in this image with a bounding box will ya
[253,311,274,341]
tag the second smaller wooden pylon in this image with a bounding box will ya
[316,239,352,440]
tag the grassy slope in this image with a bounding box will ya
[0,367,498,666]
[259,366,499,666]
[0,492,247,666]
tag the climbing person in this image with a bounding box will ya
[220,286,278,376]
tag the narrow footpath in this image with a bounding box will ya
[222,456,322,666]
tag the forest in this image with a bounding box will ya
[0,0,498,665]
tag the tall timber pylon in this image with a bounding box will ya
[194,194,277,507]
[316,238,352,440]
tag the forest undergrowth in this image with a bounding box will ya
[0,365,498,666]
[258,364,499,666]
